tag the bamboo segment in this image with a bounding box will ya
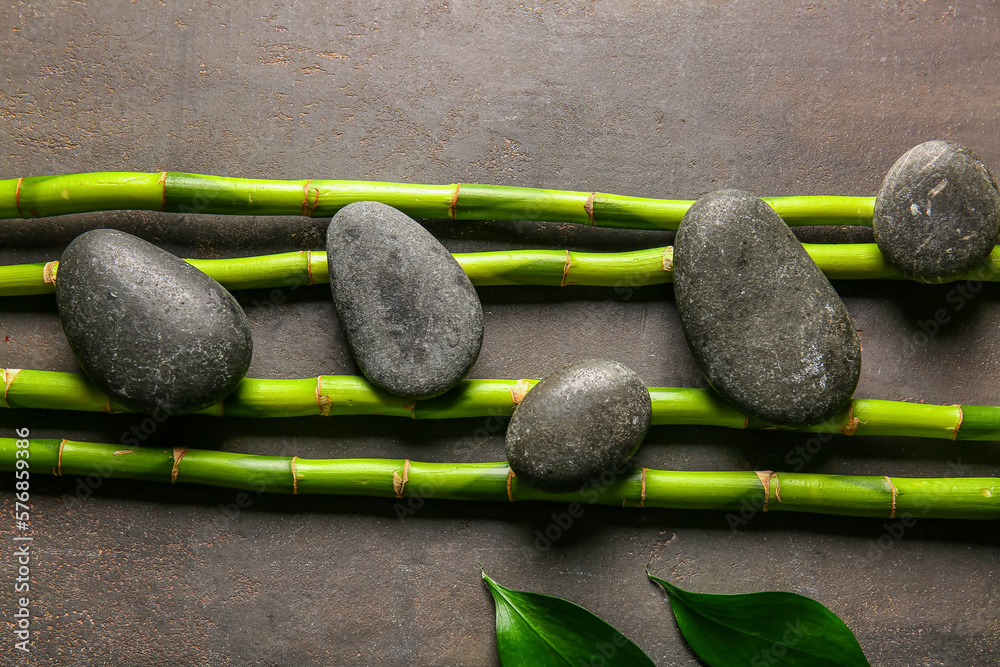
[186,251,328,290]
[1,173,166,219]
[0,171,876,227]
[1,369,996,441]
[3,438,997,519]
[1,261,55,296]
[3,243,999,297]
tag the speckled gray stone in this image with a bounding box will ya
[55,229,253,415]
[505,359,651,493]
[874,140,1000,284]
[673,190,861,426]
[326,201,483,400]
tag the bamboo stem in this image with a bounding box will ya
[1,369,997,440]
[3,437,996,519]
[0,172,875,228]
[3,243,998,297]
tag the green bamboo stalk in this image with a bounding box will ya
[4,243,997,297]
[3,437,996,519]
[1,368,996,440]
[0,171,874,228]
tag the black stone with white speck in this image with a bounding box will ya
[505,359,651,493]
[874,140,1000,283]
[326,201,484,400]
[673,189,861,427]
[55,229,253,415]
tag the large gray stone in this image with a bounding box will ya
[673,189,861,426]
[874,140,1000,283]
[55,229,253,415]
[505,359,651,493]
[326,201,483,400]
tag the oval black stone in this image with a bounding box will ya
[874,140,1000,283]
[326,201,483,400]
[673,189,861,426]
[505,359,651,493]
[55,229,253,415]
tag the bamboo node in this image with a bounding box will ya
[305,250,316,286]
[14,178,24,218]
[393,459,411,498]
[55,438,67,476]
[952,404,964,441]
[841,404,860,436]
[560,250,573,286]
[509,379,532,407]
[171,447,189,484]
[158,172,167,211]
[3,368,22,408]
[406,402,416,419]
[506,468,515,502]
[448,183,461,220]
[584,192,597,225]
[300,179,320,216]
[773,473,782,503]
[884,475,898,518]
[754,470,773,511]
[42,261,58,285]
[315,377,332,416]
[661,246,674,272]
[291,456,300,494]
[640,468,648,507]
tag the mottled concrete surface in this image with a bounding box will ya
[1,1,999,665]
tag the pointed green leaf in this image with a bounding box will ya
[648,573,871,667]
[482,571,654,667]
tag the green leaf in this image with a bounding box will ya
[648,572,871,667]
[482,571,654,667]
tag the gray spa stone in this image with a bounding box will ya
[326,201,483,400]
[55,229,253,415]
[673,189,861,427]
[505,359,651,493]
[874,140,1000,283]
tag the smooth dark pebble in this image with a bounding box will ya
[874,140,1000,283]
[673,189,861,426]
[505,359,651,493]
[55,229,253,415]
[326,201,483,400]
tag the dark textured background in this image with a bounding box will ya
[2,1,999,665]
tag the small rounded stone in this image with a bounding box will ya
[873,140,1000,283]
[55,229,253,415]
[505,359,652,493]
[326,201,484,400]
[673,189,861,427]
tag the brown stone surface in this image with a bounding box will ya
[1,1,999,665]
